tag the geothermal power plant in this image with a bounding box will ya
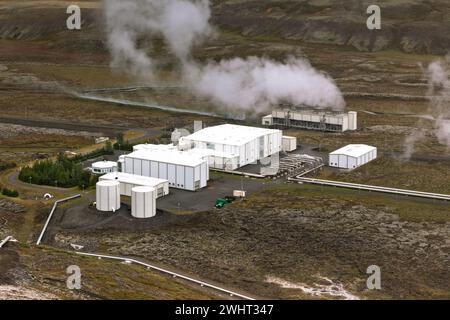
[89,113,381,219]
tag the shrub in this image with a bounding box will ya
[0,161,16,172]
[2,188,19,197]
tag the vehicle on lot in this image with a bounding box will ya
[215,196,236,208]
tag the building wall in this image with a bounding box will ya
[183,130,281,169]
[329,148,377,169]
[99,176,169,198]
[122,156,207,191]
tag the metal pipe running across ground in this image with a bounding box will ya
[289,177,450,201]
[36,194,82,245]
[0,236,15,248]
[75,252,256,301]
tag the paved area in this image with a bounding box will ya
[157,173,276,212]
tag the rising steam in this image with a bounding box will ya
[427,56,450,147]
[403,55,450,158]
[184,57,345,110]
[103,0,345,111]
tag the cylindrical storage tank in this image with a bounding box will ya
[96,180,120,212]
[131,186,156,218]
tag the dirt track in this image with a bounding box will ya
[0,116,127,137]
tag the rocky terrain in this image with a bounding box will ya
[211,0,450,54]
[1,1,450,54]
[49,186,450,299]
[0,0,448,300]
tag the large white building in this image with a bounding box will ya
[115,124,283,192]
[329,144,377,170]
[119,149,208,191]
[180,124,282,170]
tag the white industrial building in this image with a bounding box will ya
[119,150,208,191]
[91,161,118,174]
[179,124,282,170]
[96,180,121,212]
[329,144,377,170]
[282,136,297,152]
[263,109,357,132]
[99,172,169,198]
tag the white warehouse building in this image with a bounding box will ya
[329,144,377,170]
[99,172,169,198]
[119,150,208,191]
[179,124,282,170]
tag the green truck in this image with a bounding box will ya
[214,196,236,208]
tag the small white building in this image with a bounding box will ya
[91,161,118,174]
[119,150,208,191]
[180,124,282,170]
[329,144,377,170]
[282,136,297,152]
[99,172,169,198]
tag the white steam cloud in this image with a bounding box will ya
[103,0,345,111]
[426,56,450,147]
[184,57,345,110]
[403,55,450,158]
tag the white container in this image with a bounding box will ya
[96,180,120,212]
[282,136,297,152]
[131,186,156,218]
[233,190,246,198]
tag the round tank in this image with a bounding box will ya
[131,186,156,218]
[96,180,120,212]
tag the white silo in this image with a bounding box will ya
[96,180,121,212]
[131,186,156,218]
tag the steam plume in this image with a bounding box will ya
[403,55,450,158]
[426,56,450,147]
[103,0,345,111]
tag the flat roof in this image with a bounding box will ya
[330,144,376,158]
[92,161,117,169]
[184,124,281,146]
[133,143,176,152]
[124,149,206,167]
[274,109,352,117]
[99,172,168,187]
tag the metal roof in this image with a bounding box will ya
[99,172,168,187]
[124,149,206,167]
[92,161,118,169]
[330,144,376,158]
[184,124,281,146]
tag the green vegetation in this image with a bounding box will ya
[1,187,19,197]
[0,161,16,172]
[72,141,114,162]
[18,153,97,189]
[113,133,133,151]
